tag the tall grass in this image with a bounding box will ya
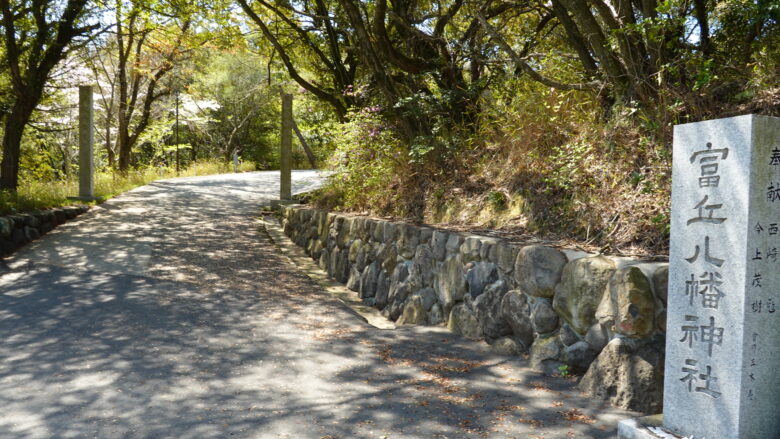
[0,160,256,215]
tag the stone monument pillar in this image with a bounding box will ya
[78,85,95,200]
[619,114,780,439]
[280,93,293,201]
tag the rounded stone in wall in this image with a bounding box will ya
[356,217,371,241]
[369,242,382,261]
[478,238,499,261]
[578,337,664,413]
[562,341,598,373]
[11,227,26,245]
[371,220,384,242]
[62,207,80,219]
[530,335,562,370]
[349,239,363,263]
[428,303,444,325]
[552,255,616,335]
[514,245,567,298]
[489,243,517,276]
[40,222,53,234]
[319,248,330,272]
[652,265,669,305]
[559,323,581,347]
[607,266,656,338]
[335,248,350,283]
[460,236,482,261]
[412,244,435,288]
[317,212,331,240]
[419,227,433,244]
[348,216,361,239]
[500,290,534,349]
[584,322,610,352]
[308,239,322,258]
[375,271,391,309]
[309,224,318,240]
[337,217,354,249]
[491,337,521,356]
[52,210,66,226]
[384,284,411,321]
[23,226,40,241]
[327,249,338,278]
[434,254,467,313]
[381,244,398,274]
[359,262,380,299]
[355,244,370,272]
[385,261,414,320]
[346,267,361,291]
[465,261,498,299]
[327,217,341,251]
[398,224,420,259]
[445,233,463,255]
[0,218,12,238]
[471,279,511,340]
[447,303,482,340]
[383,222,398,243]
[530,298,559,335]
[33,210,54,226]
[397,295,427,325]
[17,213,39,228]
[415,287,438,311]
[431,230,449,261]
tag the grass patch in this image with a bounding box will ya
[0,160,256,215]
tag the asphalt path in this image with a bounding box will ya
[0,171,633,438]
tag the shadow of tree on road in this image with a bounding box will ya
[0,171,633,438]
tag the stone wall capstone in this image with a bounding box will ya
[279,204,669,413]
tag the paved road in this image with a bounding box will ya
[0,171,633,438]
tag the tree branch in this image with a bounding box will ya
[478,13,599,91]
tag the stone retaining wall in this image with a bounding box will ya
[0,206,89,256]
[279,205,669,413]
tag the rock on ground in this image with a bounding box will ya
[579,337,664,414]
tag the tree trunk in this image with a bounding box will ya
[292,119,317,168]
[117,120,131,172]
[106,123,115,168]
[0,100,36,191]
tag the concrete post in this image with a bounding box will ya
[78,85,94,200]
[280,93,293,200]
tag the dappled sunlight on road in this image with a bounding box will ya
[0,170,631,438]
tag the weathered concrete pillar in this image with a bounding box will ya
[78,85,95,200]
[280,93,293,200]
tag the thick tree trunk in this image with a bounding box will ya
[0,101,37,191]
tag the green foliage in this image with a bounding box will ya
[487,191,507,211]
[543,142,594,193]
[316,107,407,214]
